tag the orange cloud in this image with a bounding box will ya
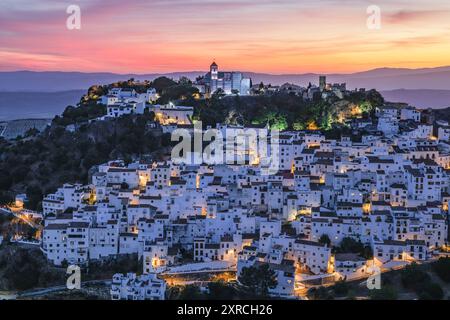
[0,0,449,73]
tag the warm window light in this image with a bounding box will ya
[196,175,201,189]
[152,258,160,268]
[307,121,319,130]
[362,203,371,214]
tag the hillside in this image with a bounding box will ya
[0,113,169,209]
[0,119,51,140]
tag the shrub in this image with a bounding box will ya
[238,264,277,298]
[369,286,398,300]
[418,282,444,300]
[332,280,349,297]
[400,263,430,290]
[307,286,334,300]
[207,281,237,300]
[432,257,450,283]
[318,234,331,246]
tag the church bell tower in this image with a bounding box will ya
[210,61,218,80]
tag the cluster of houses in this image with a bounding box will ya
[97,87,194,128]
[100,87,158,118]
[39,103,450,299]
[110,273,166,300]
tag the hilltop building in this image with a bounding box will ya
[194,62,252,96]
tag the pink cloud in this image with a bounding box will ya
[1,1,450,73]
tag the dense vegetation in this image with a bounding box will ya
[189,89,384,130]
[432,257,450,283]
[238,264,278,298]
[431,107,450,124]
[0,112,168,210]
[333,237,373,259]
[52,85,108,126]
[400,263,444,300]
[0,245,66,291]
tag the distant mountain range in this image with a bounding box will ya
[2,66,450,92]
[0,66,450,120]
[380,89,450,109]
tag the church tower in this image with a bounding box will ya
[210,61,218,80]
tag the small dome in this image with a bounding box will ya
[210,61,218,67]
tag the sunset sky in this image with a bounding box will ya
[1,0,450,74]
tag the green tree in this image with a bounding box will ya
[432,257,450,283]
[26,184,43,211]
[207,281,237,299]
[158,84,199,104]
[318,234,331,246]
[307,286,334,300]
[293,121,305,131]
[401,263,430,290]
[151,77,177,93]
[369,286,398,300]
[332,280,349,297]
[238,264,277,298]
[334,237,373,259]
[0,170,12,189]
[320,111,332,130]
[24,128,40,138]
[366,89,385,108]
[178,285,204,300]
[11,165,29,183]
[418,282,444,300]
[271,114,288,131]
[212,88,226,100]
[0,191,13,207]
[178,76,192,85]
[337,237,364,253]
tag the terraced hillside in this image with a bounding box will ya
[0,119,51,140]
